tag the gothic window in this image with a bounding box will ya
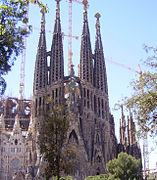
[52,90,54,99]
[101,99,104,109]
[98,98,100,117]
[105,101,108,119]
[84,100,86,107]
[1,147,5,152]
[102,111,104,119]
[56,88,58,98]
[35,99,38,116]
[15,139,18,145]
[87,89,89,99]
[84,88,86,97]
[46,104,50,112]
[59,87,62,97]
[47,71,50,85]
[12,106,16,114]
[87,101,89,108]
[47,56,50,67]
[96,134,100,143]
[94,95,97,114]
[43,97,45,110]
[96,167,100,175]
[11,148,15,152]
[39,97,41,107]
[91,92,93,110]
[96,155,101,163]
[25,106,30,116]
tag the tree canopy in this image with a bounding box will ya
[122,45,157,137]
[0,0,46,95]
[107,152,141,180]
[38,100,76,180]
[85,174,108,180]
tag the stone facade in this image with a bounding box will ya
[0,0,141,179]
[32,1,117,179]
[0,115,30,180]
[0,97,31,130]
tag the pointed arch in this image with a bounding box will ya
[96,155,101,163]
[68,129,79,144]
[11,158,20,170]
[96,167,100,175]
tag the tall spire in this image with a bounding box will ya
[12,114,22,135]
[120,105,126,146]
[93,13,108,93]
[0,114,5,131]
[82,0,88,30]
[33,10,47,92]
[54,0,61,32]
[79,0,93,83]
[50,0,64,83]
[128,110,136,146]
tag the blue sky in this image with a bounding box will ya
[5,0,157,169]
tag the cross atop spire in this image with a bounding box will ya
[53,0,62,32]
[95,13,101,34]
[40,8,46,32]
[82,0,88,21]
[95,12,101,20]
[82,0,88,8]
[81,0,89,33]
[56,0,61,3]
[56,0,61,18]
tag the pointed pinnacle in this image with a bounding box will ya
[56,0,61,4]
[40,6,47,14]
[82,0,88,8]
[95,13,101,20]
[55,0,61,18]
[95,13,101,31]
[41,10,45,30]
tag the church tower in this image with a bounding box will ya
[48,0,64,106]
[80,0,93,84]
[33,10,47,117]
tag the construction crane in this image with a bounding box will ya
[67,0,89,75]
[19,5,29,100]
[105,57,142,75]
[19,3,47,100]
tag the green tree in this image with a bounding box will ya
[38,100,76,180]
[0,0,46,95]
[107,152,141,180]
[85,174,108,180]
[121,45,157,137]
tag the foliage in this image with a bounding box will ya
[38,100,76,180]
[52,176,76,180]
[147,172,157,180]
[107,152,141,180]
[121,45,157,137]
[85,174,108,180]
[0,0,46,95]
